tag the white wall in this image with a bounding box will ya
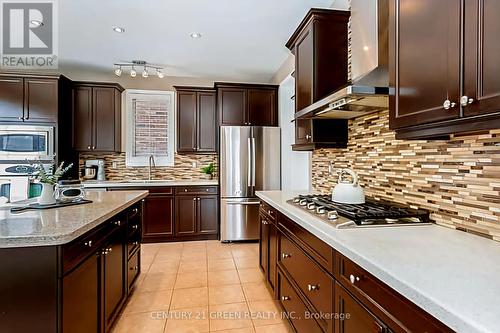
[279,75,311,191]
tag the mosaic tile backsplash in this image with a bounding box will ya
[312,110,500,242]
[79,152,217,181]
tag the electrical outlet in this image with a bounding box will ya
[112,162,117,168]
[192,162,197,168]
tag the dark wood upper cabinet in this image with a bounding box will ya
[389,0,462,129]
[218,87,247,125]
[72,82,123,152]
[0,76,24,121]
[216,83,278,126]
[175,87,216,154]
[247,88,278,126]
[285,9,349,150]
[286,9,349,113]
[0,75,62,123]
[463,0,500,117]
[390,0,500,138]
[24,78,58,122]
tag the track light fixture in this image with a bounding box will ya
[113,60,165,79]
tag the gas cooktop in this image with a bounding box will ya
[287,194,432,229]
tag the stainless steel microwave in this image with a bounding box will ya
[0,125,54,161]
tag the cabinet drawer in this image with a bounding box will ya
[279,232,333,330]
[337,254,453,333]
[127,231,140,258]
[278,270,323,333]
[278,214,334,273]
[259,201,277,222]
[127,250,140,290]
[175,186,218,195]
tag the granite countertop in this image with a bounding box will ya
[0,190,148,248]
[256,190,500,333]
[82,179,219,188]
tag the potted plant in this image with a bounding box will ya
[201,163,215,180]
[31,161,73,205]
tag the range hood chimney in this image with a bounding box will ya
[295,0,389,119]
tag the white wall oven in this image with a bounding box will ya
[0,125,54,162]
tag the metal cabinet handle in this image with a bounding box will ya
[460,95,474,106]
[305,134,312,141]
[133,208,138,213]
[184,188,188,192]
[281,296,290,301]
[84,240,92,247]
[307,284,319,291]
[133,241,139,246]
[282,253,291,259]
[132,224,139,229]
[114,220,121,226]
[261,219,269,225]
[87,145,91,150]
[443,99,457,110]
[349,274,361,284]
[130,266,139,271]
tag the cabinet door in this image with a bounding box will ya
[247,88,277,126]
[259,215,269,276]
[175,196,197,236]
[24,78,58,122]
[335,283,387,333]
[177,91,197,153]
[389,0,462,129]
[93,87,117,151]
[102,228,126,331]
[72,86,93,151]
[0,77,24,121]
[197,195,218,234]
[295,119,312,145]
[295,23,314,112]
[463,0,500,116]
[218,88,247,125]
[62,252,99,333]
[268,223,277,291]
[197,92,217,152]
[143,195,174,238]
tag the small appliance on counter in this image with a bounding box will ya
[0,163,48,202]
[83,159,106,181]
[331,168,366,204]
[55,180,86,203]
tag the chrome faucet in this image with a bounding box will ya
[148,155,156,180]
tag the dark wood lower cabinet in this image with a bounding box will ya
[109,186,218,242]
[335,282,386,333]
[62,252,100,333]
[0,203,142,333]
[260,199,453,333]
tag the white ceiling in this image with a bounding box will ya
[59,0,336,83]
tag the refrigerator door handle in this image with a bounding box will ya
[247,137,252,187]
[251,137,256,186]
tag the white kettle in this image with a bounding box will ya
[331,168,365,204]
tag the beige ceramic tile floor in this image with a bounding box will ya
[112,240,292,333]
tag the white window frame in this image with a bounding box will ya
[124,89,176,167]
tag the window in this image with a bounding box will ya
[124,90,175,167]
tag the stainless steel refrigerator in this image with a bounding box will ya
[220,126,281,242]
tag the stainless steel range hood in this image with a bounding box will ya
[295,0,389,120]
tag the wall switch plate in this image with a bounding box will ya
[112,162,117,168]
[192,162,197,168]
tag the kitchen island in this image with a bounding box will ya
[0,190,148,333]
[257,190,500,333]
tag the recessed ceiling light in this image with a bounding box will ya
[113,26,125,33]
[30,20,44,28]
[190,32,202,39]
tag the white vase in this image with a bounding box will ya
[204,174,213,180]
[39,183,56,205]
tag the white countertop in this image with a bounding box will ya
[82,179,219,188]
[256,190,500,333]
[0,190,148,248]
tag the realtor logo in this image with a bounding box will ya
[1,0,58,69]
